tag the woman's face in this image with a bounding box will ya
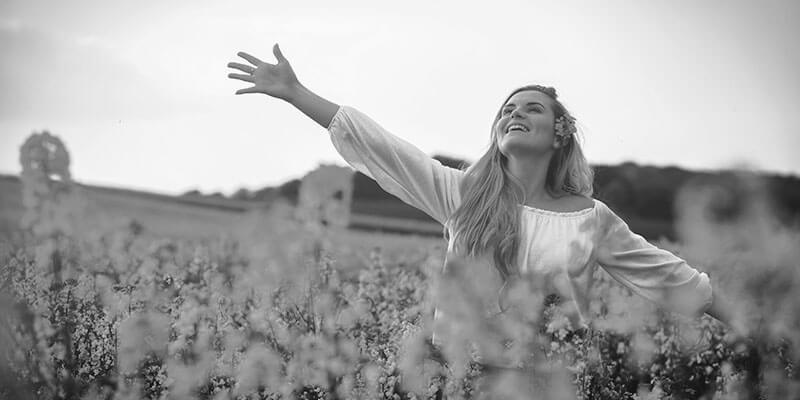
[495,90,559,158]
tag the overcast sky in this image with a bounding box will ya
[1,0,798,196]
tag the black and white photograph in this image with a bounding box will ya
[1,0,799,398]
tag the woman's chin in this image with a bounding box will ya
[499,137,549,156]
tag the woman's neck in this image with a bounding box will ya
[505,155,556,203]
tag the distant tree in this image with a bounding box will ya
[279,179,301,205]
[592,164,637,210]
[767,174,800,226]
[634,166,676,220]
[181,189,203,197]
[601,176,636,210]
[251,187,279,202]
[232,188,253,201]
[352,172,386,199]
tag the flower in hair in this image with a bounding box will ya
[554,114,577,141]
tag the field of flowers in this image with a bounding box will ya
[1,132,798,399]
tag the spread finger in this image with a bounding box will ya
[228,73,254,83]
[228,62,254,73]
[237,52,263,66]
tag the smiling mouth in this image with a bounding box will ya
[506,128,529,134]
[506,124,529,133]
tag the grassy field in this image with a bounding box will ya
[2,169,799,399]
[0,174,445,273]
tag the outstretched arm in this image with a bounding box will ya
[595,201,713,318]
[227,43,464,225]
[227,43,339,129]
[595,201,751,336]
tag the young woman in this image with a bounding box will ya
[227,43,739,385]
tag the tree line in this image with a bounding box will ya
[184,155,800,241]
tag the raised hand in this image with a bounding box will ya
[227,43,299,101]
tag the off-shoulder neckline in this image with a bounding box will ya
[519,198,598,217]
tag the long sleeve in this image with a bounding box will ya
[326,106,464,225]
[594,201,713,317]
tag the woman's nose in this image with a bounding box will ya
[510,108,524,118]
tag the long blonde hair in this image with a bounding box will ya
[445,85,594,280]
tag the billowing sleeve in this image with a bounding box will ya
[326,105,464,225]
[594,201,713,317]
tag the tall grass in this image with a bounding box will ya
[1,133,797,399]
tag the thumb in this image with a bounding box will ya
[273,43,287,63]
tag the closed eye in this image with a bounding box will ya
[503,107,541,115]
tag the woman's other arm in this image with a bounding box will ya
[595,201,756,338]
[705,282,752,338]
[594,200,714,318]
[228,43,339,129]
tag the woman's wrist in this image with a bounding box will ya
[286,83,340,130]
[283,81,306,104]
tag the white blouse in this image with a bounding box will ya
[326,105,713,350]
